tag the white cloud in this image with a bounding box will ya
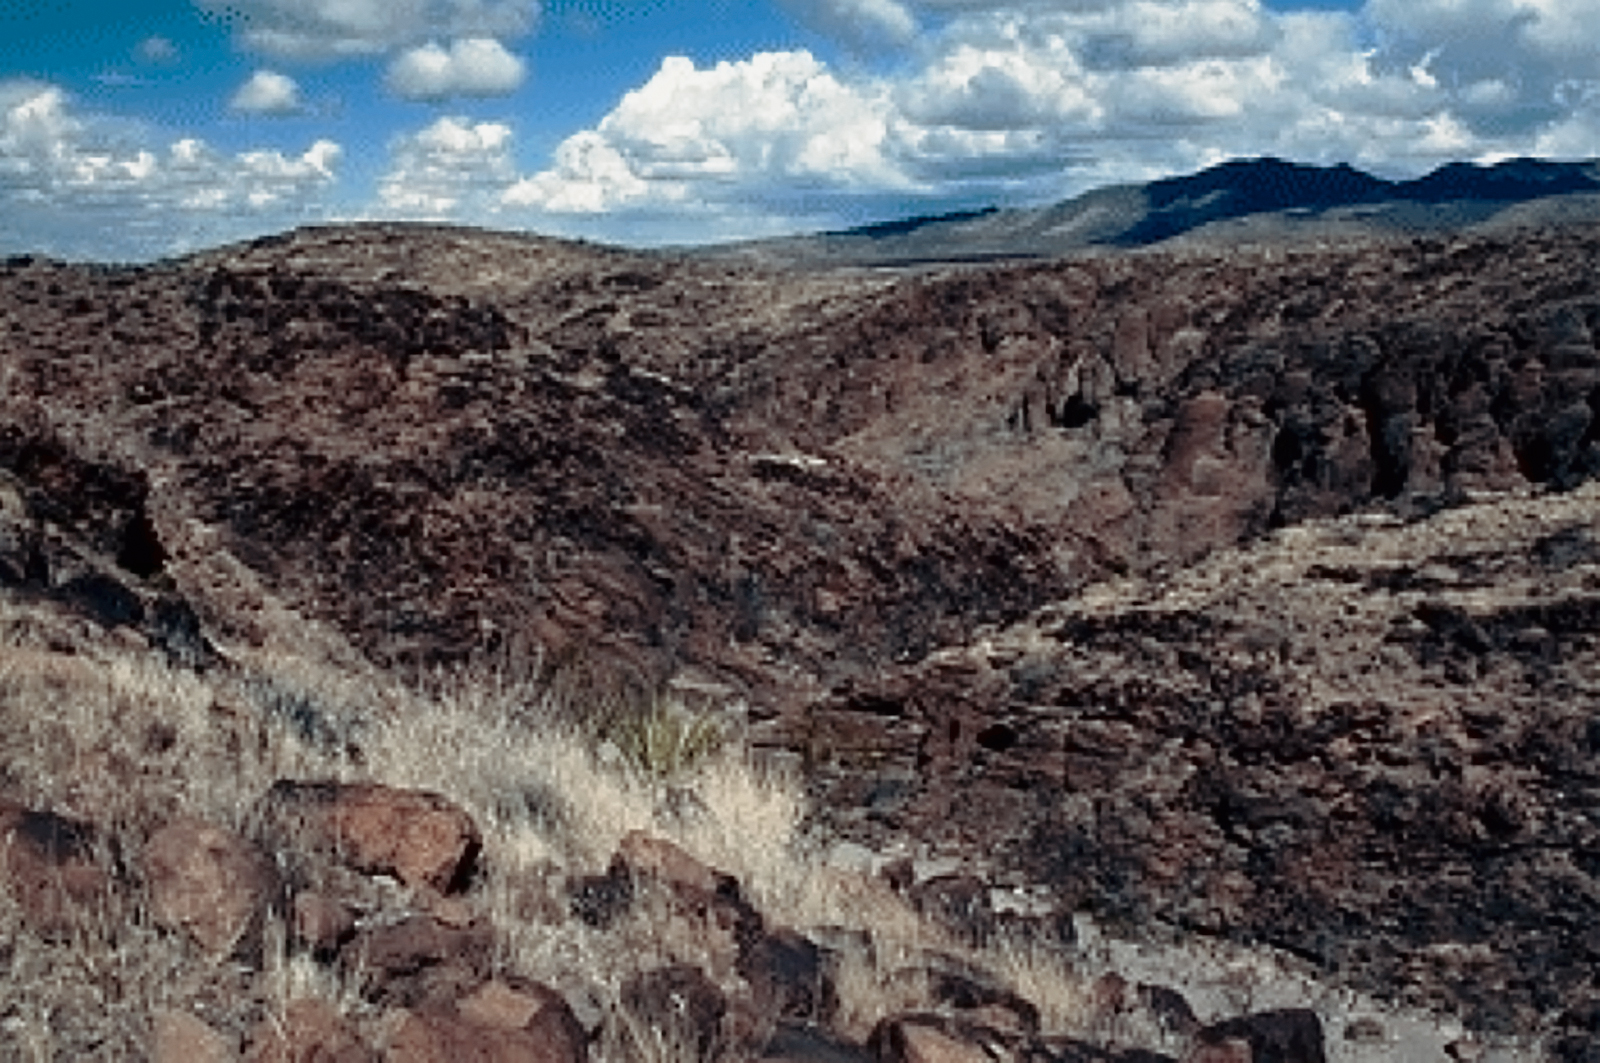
[1076,0,1279,68]
[896,30,1101,130]
[379,116,517,215]
[502,52,908,218]
[385,38,527,100]
[194,0,538,61]
[230,70,304,114]
[0,80,340,259]
[352,0,1600,248]
[777,0,918,52]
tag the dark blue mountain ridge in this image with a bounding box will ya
[1115,155,1600,245]
[709,154,1600,267]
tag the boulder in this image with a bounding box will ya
[609,831,764,956]
[380,978,588,1063]
[151,1008,237,1063]
[613,830,731,899]
[0,801,112,937]
[262,782,481,895]
[341,913,495,1008]
[738,927,836,1028]
[142,817,277,955]
[244,998,372,1063]
[867,1014,1012,1063]
[383,1006,579,1063]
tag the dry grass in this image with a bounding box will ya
[0,599,1102,1061]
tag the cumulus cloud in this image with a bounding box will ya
[379,116,517,215]
[230,70,304,114]
[353,0,1600,246]
[386,38,527,100]
[194,0,537,61]
[776,0,918,52]
[1,80,340,259]
[502,52,907,217]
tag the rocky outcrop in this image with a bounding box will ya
[4,223,1598,713]
[787,483,1600,1051]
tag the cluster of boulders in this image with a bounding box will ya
[0,780,1334,1063]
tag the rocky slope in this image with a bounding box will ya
[2,215,1600,1055]
[784,482,1600,1057]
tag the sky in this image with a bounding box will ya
[3,0,1600,260]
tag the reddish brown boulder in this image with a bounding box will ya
[341,913,495,1008]
[384,1008,574,1063]
[867,1015,1006,1063]
[263,781,481,894]
[609,831,764,956]
[0,801,112,937]
[244,998,373,1063]
[613,831,726,897]
[142,816,277,955]
[382,980,585,1063]
[151,1008,237,1063]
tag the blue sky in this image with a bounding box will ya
[3,0,1598,259]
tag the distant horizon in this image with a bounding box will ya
[9,150,1600,266]
[8,0,1600,262]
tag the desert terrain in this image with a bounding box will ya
[1,161,1598,1061]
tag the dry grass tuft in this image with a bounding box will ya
[0,606,1101,1061]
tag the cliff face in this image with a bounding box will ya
[2,220,1600,1048]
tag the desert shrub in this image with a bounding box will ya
[602,695,729,786]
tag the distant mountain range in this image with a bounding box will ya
[706,156,1600,267]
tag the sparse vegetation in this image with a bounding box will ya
[0,600,1110,1061]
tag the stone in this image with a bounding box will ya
[867,1015,1007,1063]
[142,817,277,955]
[1340,1018,1384,1045]
[738,927,836,1027]
[905,874,996,946]
[457,978,588,1057]
[293,889,358,957]
[566,868,633,929]
[151,1008,237,1063]
[1192,1010,1324,1063]
[383,1005,582,1063]
[1137,984,1199,1039]
[1185,1040,1251,1063]
[263,782,481,895]
[0,801,112,937]
[613,830,729,898]
[244,998,372,1063]
[341,914,495,1008]
[1444,1040,1486,1063]
[609,831,764,958]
